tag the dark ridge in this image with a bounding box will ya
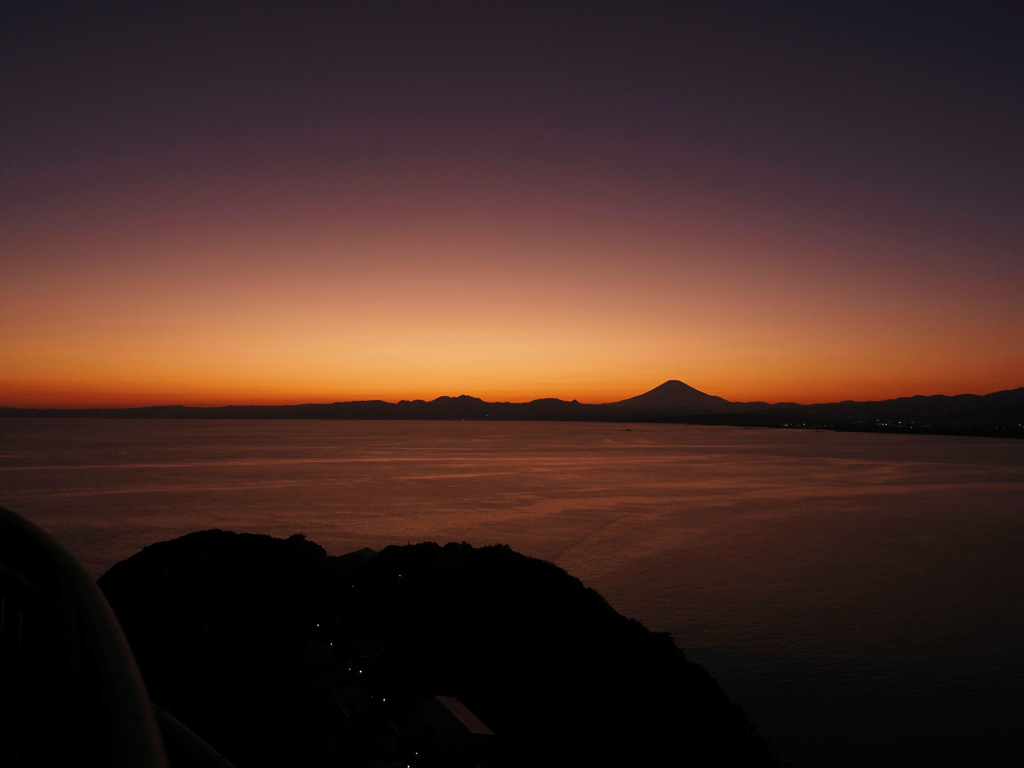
[3,383,1022,438]
[99,531,783,768]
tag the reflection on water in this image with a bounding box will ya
[1,418,1022,767]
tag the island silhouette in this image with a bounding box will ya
[99,531,784,767]
[3,380,1022,438]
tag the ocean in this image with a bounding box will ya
[1,418,1022,766]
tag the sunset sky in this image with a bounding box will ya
[3,2,1022,407]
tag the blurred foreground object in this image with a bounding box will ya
[0,505,231,768]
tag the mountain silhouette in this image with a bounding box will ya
[607,380,735,413]
[2,382,1022,438]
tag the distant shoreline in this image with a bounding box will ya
[4,380,1023,439]
[2,401,1022,440]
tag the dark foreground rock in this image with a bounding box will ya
[99,531,782,767]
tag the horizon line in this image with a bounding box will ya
[3,380,1022,412]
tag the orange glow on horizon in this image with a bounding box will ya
[3,196,1021,410]
[4,129,1022,410]
[4,4,1023,415]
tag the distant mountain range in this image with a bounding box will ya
[2,380,1022,438]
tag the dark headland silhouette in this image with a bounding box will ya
[99,531,783,767]
[3,380,1022,438]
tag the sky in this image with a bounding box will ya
[2,1,1022,407]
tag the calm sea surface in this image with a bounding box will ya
[1,418,1022,766]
